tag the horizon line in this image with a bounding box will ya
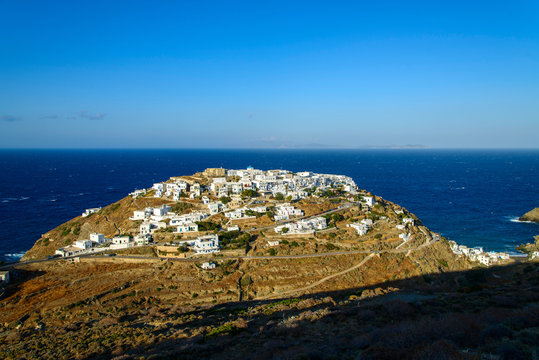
[1,147,539,151]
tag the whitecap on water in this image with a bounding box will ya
[507,216,535,224]
[4,252,25,260]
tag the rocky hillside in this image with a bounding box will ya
[21,195,201,261]
[4,170,533,359]
[520,207,539,223]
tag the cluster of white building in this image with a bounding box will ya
[347,218,374,236]
[177,234,220,254]
[449,241,510,266]
[152,179,193,200]
[149,167,359,203]
[82,207,101,217]
[274,216,327,235]
[129,205,211,236]
[55,232,152,257]
[274,203,304,221]
[225,205,267,220]
[129,189,147,198]
[226,167,358,199]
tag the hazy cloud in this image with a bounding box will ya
[41,115,59,119]
[77,111,106,120]
[248,113,255,119]
[1,115,21,122]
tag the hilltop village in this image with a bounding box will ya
[2,167,537,360]
[39,166,511,267]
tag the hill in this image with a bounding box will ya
[1,168,534,359]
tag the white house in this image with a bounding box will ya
[208,202,224,215]
[274,203,303,221]
[348,219,373,236]
[396,224,405,230]
[74,240,93,250]
[190,183,201,198]
[112,236,131,245]
[348,223,369,236]
[170,212,208,226]
[175,223,199,233]
[399,233,411,241]
[82,207,101,217]
[363,196,374,207]
[202,196,210,204]
[153,204,171,217]
[193,234,220,254]
[201,262,216,270]
[152,183,165,197]
[274,217,327,234]
[110,236,133,250]
[267,240,281,247]
[130,189,146,197]
[130,210,149,221]
[134,234,152,246]
[227,225,240,231]
[402,218,415,225]
[140,222,152,235]
[55,246,85,257]
[179,234,220,254]
[90,233,105,244]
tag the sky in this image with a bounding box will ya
[1,1,538,149]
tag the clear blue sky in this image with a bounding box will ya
[1,1,538,148]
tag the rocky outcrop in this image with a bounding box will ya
[519,207,539,223]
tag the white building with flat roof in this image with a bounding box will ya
[82,207,101,217]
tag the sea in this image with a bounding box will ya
[0,149,537,262]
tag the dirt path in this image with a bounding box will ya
[256,253,376,300]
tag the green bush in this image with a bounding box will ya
[206,323,239,337]
[241,189,260,198]
[325,243,339,251]
[438,259,448,267]
[171,202,193,213]
[219,196,231,204]
[196,221,220,232]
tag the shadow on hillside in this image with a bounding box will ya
[0,268,46,301]
[103,260,539,360]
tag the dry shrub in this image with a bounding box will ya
[297,297,317,309]
[480,324,513,344]
[382,300,416,319]
[4,331,21,343]
[96,317,119,328]
[234,318,248,329]
[491,295,518,308]
[413,339,467,360]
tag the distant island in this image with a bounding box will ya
[1,167,537,359]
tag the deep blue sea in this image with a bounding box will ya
[0,149,537,261]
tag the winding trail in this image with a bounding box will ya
[256,253,376,300]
